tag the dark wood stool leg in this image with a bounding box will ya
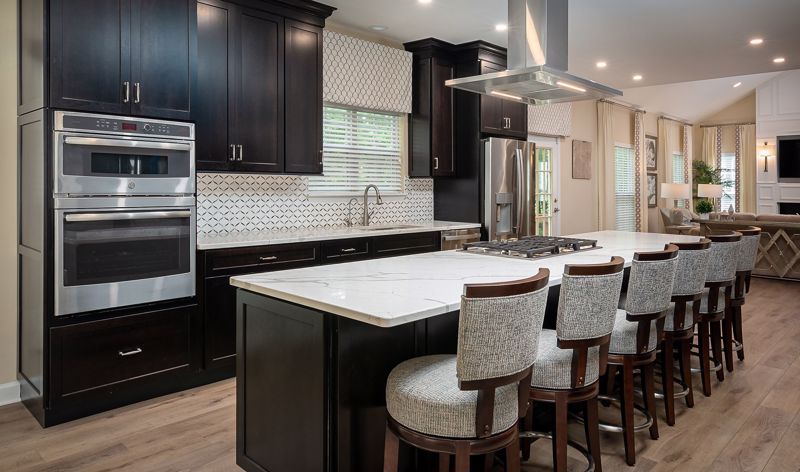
[710,320,725,382]
[383,424,400,472]
[553,392,569,472]
[521,404,533,461]
[732,305,745,361]
[483,453,494,472]
[679,337,695,408]
[602,364,617,406]
[505,440,521,472]
[584,397,603,472]
[722,308,735,372]
[454,444,470,472]
[439,454,450,472]
[619,359,636,466]
[661,337,676,426]
[698,322,712,397]
[641,363,659,439]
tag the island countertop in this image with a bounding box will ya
[230,231,700,328]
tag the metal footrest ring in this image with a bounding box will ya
[634,381,690,400]
[732,340,744,352]
[571,395,653,433]
[519,431,594,472]
[690,362,722,374]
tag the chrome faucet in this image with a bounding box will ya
[362,184,383,226]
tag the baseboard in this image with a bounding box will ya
[0,380,21,407]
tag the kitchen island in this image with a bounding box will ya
[231,231,700,472]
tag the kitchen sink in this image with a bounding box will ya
[360,224,424,231]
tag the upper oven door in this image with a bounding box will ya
[54,132,195,196]
[54,200,196,316]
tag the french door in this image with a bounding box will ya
[529,136,561,236]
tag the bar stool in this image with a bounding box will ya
[659,239,712,426]
[694,231,742,397]
[602,244,679,466]
[722,226,761,372]
[383,269,550,472]
[521,256,624,472]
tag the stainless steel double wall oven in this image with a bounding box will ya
[53,111,196,316]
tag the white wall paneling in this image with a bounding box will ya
[779,185,800,202]
[759,185,774,200]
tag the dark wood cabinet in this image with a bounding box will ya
[431,60,455,176]
[49,0,194,119]
[479,60,528,138]
[194,2,328,174]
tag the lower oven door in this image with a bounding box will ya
[55,203,196,316]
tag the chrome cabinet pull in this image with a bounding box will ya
[340,248,357,253]
[259,256,278,262]
[123,81,130,103]
[230,144,236,161]
[134,82,141,104]
[434,157,439,170]
[237,144,243,161]
[118,348,143,357]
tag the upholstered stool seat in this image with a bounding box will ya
[531,330,601,390]
[386,355,519,438]
[610,310,659,355]
[664,302,694,331]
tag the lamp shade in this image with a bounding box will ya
[661,183,691,199]
[697,183,724,198]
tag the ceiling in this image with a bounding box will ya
[324,0,800,90]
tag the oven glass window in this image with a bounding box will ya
[62,214,191,286]
[90,153,169,175]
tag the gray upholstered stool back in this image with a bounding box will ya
[671,239,712,297]
[734,227,761,273]
[624,245,680,315]
[456,269,550,383]
[705,232,743,284]
[556,258,625,342]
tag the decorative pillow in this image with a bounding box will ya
[670,208,692,226]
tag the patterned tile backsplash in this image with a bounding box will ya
[197,173,434,236]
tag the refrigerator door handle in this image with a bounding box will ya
[513,147,524,235]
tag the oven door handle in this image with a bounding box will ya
[64,210,192,222]
[63,136,192,152]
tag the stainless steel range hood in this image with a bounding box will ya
[445,0,621,105]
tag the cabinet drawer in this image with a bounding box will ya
[373,232,440,258]
[205,243,319,276]
[321,238,371,263]
[51,305,194,397]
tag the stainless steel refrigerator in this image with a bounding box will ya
[481,137,536,241]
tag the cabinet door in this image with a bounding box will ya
[234,9,283,173]
[130,0,194,119]
[194,0,236,171]
[502,99,528,138]
[409,58,432,178]
[479,61,505,134]
[431,58,455,176]
[283,20,323,174]
[204,276,237,369]
[49,0,131,114]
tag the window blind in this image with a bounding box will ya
[672,153,685,207]
[615,145,636,232]
[720,153,737,212]
[309,105,404,194]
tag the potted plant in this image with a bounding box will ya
[692,160,733,217]
[695,199,714,218]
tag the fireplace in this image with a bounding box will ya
[778,202,800,215]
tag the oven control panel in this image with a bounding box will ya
[55,111,194,140]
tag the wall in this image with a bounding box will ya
[0,0,18,391]
[558,100,599,235]
[692,92,756,160]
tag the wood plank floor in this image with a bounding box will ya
[0,277,798,472]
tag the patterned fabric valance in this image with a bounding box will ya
[528,103,572,137]
[322,30,412,114]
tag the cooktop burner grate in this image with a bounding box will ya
[462,236,598,259]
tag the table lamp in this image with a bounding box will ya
[697,184,724,213]
[661,183,691,208]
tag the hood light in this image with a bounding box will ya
[490,90,523,101]
[556,81,586,93]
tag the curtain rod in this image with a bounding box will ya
[658,115,692,126]
[699,122,756,128]
[598,98,646,113]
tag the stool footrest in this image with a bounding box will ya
[572,395,654,433]
[519,431,594,472]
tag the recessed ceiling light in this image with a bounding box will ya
[733,82,742,88]
[418,0,432,4]
[369,25,388,31]
[773,57,786,63]
[596,61,607,69]
[749,38,764,45]
[495,23,508,32]
[632,74,643,81]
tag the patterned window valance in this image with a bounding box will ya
[322,30,412,114]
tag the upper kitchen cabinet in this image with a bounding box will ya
[194,0,331,174]
[49,0,195,120]
[405,39,456,178]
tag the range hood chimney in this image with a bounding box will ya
[446,0,621,105]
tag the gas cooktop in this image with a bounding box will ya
[461,235,599,259]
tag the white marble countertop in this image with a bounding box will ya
[230,231,701,328]
[197,220,481,250]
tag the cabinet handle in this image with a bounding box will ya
[118,347,143,357]
[122,81,130,103]
[259,256,278,262]
[229,144,236,161]
[434,157,439,170]
[134,82,141,104]
[237,144,243,161]
[340,248,357,253]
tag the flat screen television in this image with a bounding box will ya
[778,135,800,182]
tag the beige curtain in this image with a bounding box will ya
[702,127,718,168]
[682,124,692,210]
[740,124,757,213]
[597,101,615,230]
[634,112,648,232]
